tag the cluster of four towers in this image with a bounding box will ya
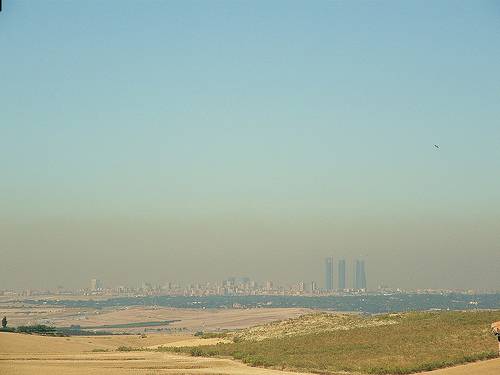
[324,257,366,291]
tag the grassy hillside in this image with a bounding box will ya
[164,311,500,374]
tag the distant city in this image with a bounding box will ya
[1,257,494,299]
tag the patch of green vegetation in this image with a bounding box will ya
[116,346,138,352]
[163,311,500,375]
[158,345,183,353]
[83,320,180,329]
[200,331,229,339]
[91,348,109,352]
[0,327,16,333]
[16,325,57,334]
[1,323,117,336]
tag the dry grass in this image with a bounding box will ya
[229,312,399,341]
[169,311,500,374]
[0,345,316,375]
[0,332,196,353]
[0,331,318,374]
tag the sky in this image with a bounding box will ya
[1,1,500,291]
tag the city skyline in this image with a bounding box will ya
[3,273,493,298]
[17,257,494,295]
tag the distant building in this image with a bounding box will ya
[90,278,102,292]
[310,281,317,293]
[325,257,334,291]
[141,282,153,292]
[354,260,367,290]
[265,280,274,292]
[298,281,305,293]
[338,259,346,290]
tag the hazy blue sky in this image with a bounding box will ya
[1,1,499,290]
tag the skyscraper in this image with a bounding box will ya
[265,280,274,292]
[354,260,367,290]
[324,257,334,291]
[338,259,346,290]
[90,278,102,292]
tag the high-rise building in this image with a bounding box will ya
[310,281,317,293]
[324,257,334,291]
[338,259,346,290]
[354,260,367,290]
[265,280,274,292]
[90,278,102,292]
[361,260,367,290]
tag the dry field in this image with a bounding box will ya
[0,331,216,353]
[1,330,499,375]
[0,305,311,333]
[1,331,499,375]
[59,306,312,332]
[0,332,313,375]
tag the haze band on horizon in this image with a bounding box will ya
[0,1,499,291]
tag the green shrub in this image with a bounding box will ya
[201,331,228,339]
[116,346,136,352]
[189,347,204,356]
[16,325,56,334]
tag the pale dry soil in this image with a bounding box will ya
[419,358,500,375]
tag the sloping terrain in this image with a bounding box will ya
[230,312,399,341]
[175,311,500,374]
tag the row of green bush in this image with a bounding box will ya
[1,324,57,334]
[0,324,114,336]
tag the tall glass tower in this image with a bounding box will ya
[338,259,346,290]
[324,257,334,291]
[355,260,367,290]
